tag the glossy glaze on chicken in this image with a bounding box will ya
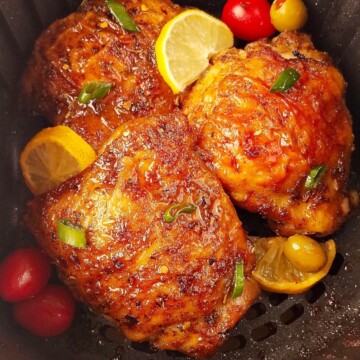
[22,0,260,356]
[25,111,259,358]
[22,0,181,152]
[182,32,354,237]
[21,0,355,357]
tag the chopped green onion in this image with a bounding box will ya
[231,261,244,298]
[270,68,301,93]
[77,81,113,104]
[304,164,327,190]
[106,0,139,32]
[58,219,86,248]
[163,203,197,223]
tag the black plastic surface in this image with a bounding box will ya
[0,1,359,359]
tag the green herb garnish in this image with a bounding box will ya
[58,219,86,248]
[77,81,113,104]
[270,68,301,93]
[231,261,244,298]
[163,203,197,223]
[304,164,327,190]
[106,0,139,32]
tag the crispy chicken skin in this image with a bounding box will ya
[21,0,181,152]
[182,32,354,237]
[25,110,259,358]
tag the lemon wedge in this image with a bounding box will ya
[155,9,234,93]
[20,125,96,195]
[251,236,336,294]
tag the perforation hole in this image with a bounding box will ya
[245,302,266,320]
[268,293,288,306]
[220,335,247,353]
[131,341,157,354]
[251,322,277,342]
[165,350,187,358]
[305,281,326,304]
[328,253,344,276]
[99,325,125,344]
[280,304,304,325]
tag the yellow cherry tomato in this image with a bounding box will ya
[270,0,308,32]
[283,235,327,273]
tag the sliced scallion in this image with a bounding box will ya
[77,81,113,104]
[270,68,301,93]
[58,219,86,248]
[304,164,327,190]
[163,203,197,223]
[106,0,139,32]
[231,261,244,298]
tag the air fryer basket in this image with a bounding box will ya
[0,1,359,359]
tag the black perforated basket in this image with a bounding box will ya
[0,1,359,359]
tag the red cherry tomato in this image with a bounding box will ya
[13,284,75,337]
[0,247,51,302]
[221,0,276,41]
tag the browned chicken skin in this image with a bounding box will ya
[25,110,259,358]
[182,32,354,237]
[22,0,181,151]
[21,1,260,357]
[21,0,353,355]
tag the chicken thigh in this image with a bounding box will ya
[22,0,181,151]
[182,32,354,237]
[25,110,259,358]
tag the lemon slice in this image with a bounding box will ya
[155,9,234,93]
[20,125,97,195]
[251,236,336,294]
